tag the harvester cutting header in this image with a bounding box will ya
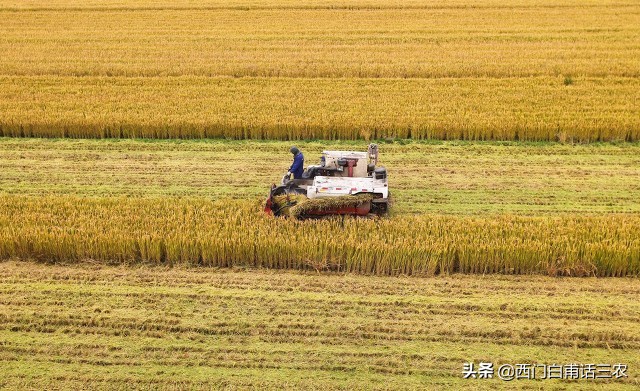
[265,144,389,218]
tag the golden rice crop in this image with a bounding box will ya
[0,76,638,142]
[272,194,308,216]
[273,193,373,218]
[0,0,638,142]
[1,196,638,277]
[290,194,373,218]
[2,1,637,79]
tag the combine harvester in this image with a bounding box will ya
[265,144,390,218]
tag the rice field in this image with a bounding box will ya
[2,195,639,276]
[1,0,639,388]
[0,0,638,141]
[1,139,639,277]
[0,261,638,389]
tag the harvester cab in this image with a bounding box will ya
[265,144,389,218]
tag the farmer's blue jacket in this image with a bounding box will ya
[290,152,304,179]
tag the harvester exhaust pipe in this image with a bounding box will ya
[368,143,379,166]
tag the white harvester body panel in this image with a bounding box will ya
[307,176,389,199]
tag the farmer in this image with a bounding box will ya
[288,146,304,179]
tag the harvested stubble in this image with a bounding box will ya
[2,138,640,215]
[2,261,640,389]
[1,196,638,277]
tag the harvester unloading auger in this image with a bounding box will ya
[265,144,389,218]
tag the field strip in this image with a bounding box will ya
[0,261,638,389]
[1,139,638,275]
[1,139,639,214]
[2,3,637,79]
[2,0,637,11]
[0,0,638,141]
[1,195,639,276]
[1,76,637,141]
